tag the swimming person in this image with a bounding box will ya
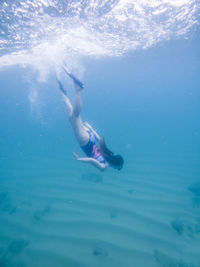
[56,67,124,171]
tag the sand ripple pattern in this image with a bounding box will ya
[0,154,200,266]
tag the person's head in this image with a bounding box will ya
[99,139,124,170]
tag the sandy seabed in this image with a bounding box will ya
[0,153,200,267]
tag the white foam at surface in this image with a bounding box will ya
[0,0,199,80]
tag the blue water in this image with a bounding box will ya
[0,1,200,266]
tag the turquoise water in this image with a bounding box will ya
[0,1,200,266]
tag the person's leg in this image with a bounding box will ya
[62,94,73,117]
[70,87,89,146]
[56,78,73,117]
[72,88,82,117]
[59,71,89,146]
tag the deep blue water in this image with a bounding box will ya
[1,34,200,162]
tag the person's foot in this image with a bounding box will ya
[56,77,67,96]
[63,66,84,90]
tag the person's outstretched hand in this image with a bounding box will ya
[73,152,80,160]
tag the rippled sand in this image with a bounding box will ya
[0,154,199,267]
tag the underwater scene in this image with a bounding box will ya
[0,0,200,266]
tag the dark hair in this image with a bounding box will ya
[99,139,124,170]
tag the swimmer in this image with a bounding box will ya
[56,67,124,171]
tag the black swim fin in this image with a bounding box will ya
[56,76,67,96]
[63,67,84,89]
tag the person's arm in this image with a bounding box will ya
[84,122,101,142]
[73,152,107,171]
